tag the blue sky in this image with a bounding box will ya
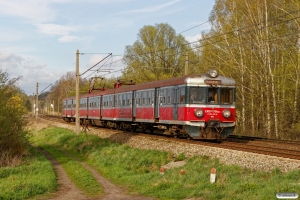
[0,0,215,95]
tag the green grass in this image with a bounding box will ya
[29,127,300,200]
[40,145,103,197]
[0,146,57,200]
[29,126,300,199]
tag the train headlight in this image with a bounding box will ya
[208,69,218,78]
[194,109,204,118]
[222,109,231,118]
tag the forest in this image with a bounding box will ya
[40,0,300,140]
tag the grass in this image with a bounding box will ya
[40,144,103,197]
[0,146,57,200]
[30,128,103,198]
[3,125,299,199]
[30,126,300,200]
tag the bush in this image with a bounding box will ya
[0,71,29,167]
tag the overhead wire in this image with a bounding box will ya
[82,8,300,78]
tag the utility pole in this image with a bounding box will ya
[75,50,80,134]
[74,50,111,134]
[35,82,38,119]
[185,53,188,75]
[32,93,35,116]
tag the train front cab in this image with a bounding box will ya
[184,85,236,139]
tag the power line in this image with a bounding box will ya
[178,21,210,34]
[79,9,300,79]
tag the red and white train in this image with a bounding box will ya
[62,69,236,139]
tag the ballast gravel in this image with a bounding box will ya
[44,120,300,173]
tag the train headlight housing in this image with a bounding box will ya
[208,69,218,78]
[194,109,204,118]
[222,109,231,118]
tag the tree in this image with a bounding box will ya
[0,70,29,166]
[198,0,300,139]
[122,23,201,83]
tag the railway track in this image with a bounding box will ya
[39,115,300,161]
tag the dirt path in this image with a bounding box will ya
[36,146,154,200]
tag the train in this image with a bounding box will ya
[62,69,236,140]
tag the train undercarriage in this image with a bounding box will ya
[63,117,235,140]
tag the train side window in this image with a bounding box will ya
[180,87,185,103]
[220,88,234,104]
[208,88,218,104]
[167,89,172,104]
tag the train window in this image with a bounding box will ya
[220,88,234,104]
[208,88,218,104]
[180,87,185,103]
[166,89,171,104]
[189,87,206,104]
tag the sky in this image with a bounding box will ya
[0,0,215,95]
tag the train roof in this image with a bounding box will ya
[63,72,235,100]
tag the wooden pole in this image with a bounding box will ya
[75,50,80,134]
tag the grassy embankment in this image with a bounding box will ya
[1,125,299,199]
[0,146,57,199]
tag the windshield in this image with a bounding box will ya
[189,87,206,103]
[220,88,234,104]
[189,87,234,104]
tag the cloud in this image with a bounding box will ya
[36,23,78,42]
[36,23,75,36]
[119,0,181,14]
[0,1,56,23]
[185,34,202,43]
[0,51,58,94]
[58,35,79,42]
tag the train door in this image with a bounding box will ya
[99,96,102,119]
[71,99,74,117]
[86,97,89,118]
[132,91,136,120]
[172,86,179,120]
[154,88,160,119]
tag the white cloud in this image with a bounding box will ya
[36,24,75,36]
[58,35,79,42]
[119,0,181,14]
[36,23,79,42]
[0,51,54,94]
[185,34,202,43]
[0,1,56,23]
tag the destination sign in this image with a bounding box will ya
[205,80,220,85]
